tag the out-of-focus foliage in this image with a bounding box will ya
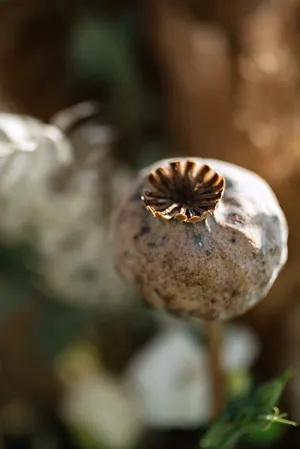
[201,372,296,449]
[69,7,156,156]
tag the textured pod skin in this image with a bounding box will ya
[113,158,288,320]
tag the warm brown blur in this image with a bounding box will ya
[0,0,77,120]
[0,1,300,447]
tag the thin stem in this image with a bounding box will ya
[206,320,224,419]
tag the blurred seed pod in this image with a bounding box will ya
[0,109,135,307]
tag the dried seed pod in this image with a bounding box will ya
[112,158,288,320]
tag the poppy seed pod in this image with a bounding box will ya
[112,158,288,320]
[0,110,134,306]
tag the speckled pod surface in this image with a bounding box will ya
[112,158,288,320]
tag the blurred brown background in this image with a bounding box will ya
[1,0,300,448]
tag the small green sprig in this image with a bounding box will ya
[260,406,297,430]
[200,371,297,449]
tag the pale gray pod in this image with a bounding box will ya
[0,110,133,307]
[112,158,288,320]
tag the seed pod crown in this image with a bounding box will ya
[142,160,225,223]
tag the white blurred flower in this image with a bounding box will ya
[126,328,212,428]
[125,323,259,428]
[222,324,260,372]
[60,375,142,449]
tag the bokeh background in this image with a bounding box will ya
[1,0,300,448]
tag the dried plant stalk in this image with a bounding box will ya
[205,320,224,419]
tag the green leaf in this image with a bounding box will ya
[200,371,296,449]
[69,9,148,138]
